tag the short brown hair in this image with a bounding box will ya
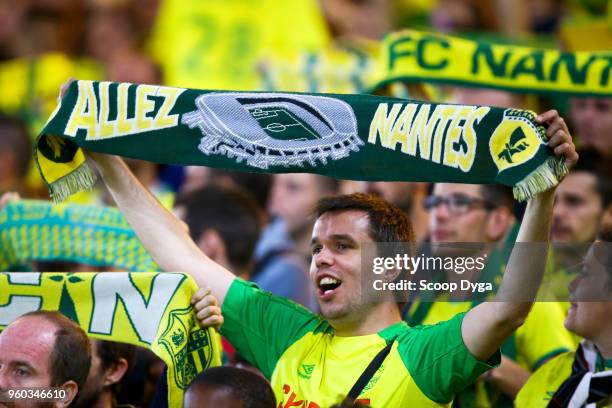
[19,311,91,393]
[313,193,415,244]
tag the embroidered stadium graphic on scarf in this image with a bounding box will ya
[36,80,567,204]
[0,272,222,408]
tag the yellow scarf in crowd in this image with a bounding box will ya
[377,30,612,96]
[0,272,222,408]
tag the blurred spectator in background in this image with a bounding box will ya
[570,97,612,158]
[550,149,612,288]
[409,183,574,406]
[75,340,136,408]
[552,149,612,244]
[175,184,262,280]
[179,168,317,309]
[183,366,276,408]
[352,181,430,244]
[0,0,28,60]
[267,174,339,260]
[515,228,612,407]
[0,113,32,196]
[319,0,393,40]
[450,86,527,109]
[84,6,139,65]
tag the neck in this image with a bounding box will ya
[92,391,114,408]
[594,329,612,359]
[331,302,401,337]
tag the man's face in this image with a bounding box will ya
[268,174,323,236]
[570,97,612,156]
[552,172,603,243]
[0,316,56,408]
[310,210,371,323]
[428,184,490,243]
[565,244,612,339]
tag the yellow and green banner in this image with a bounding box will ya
[0,199,159,272]
[377,30,612,96]
[0,272,222,408]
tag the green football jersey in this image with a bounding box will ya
[220,279,499,407]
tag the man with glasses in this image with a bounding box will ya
[405,183,575,407]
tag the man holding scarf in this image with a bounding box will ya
[83,99,577,406]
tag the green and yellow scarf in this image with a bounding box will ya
[37,80,567,203]
[259,29,611,96]
[378,30,612,96]
[0,199,159,272]
[0,272,222,408]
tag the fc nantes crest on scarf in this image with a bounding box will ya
[37,80,567,203]
[0,272,222,408]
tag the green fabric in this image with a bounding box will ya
[220,278,328,378]
[37,80,568,203]
[396,313,501,403]
[0,199,158,272]
[377,30,612,97]
[596,351,612,371]
[220,279,500,405]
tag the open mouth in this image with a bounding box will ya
[317,276,342,298]
[568,297,578,314]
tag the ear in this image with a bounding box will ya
[486,208,514,242]
[103,357,129,387]
[55,380,78,408]
[601,203,612,231]
[382,264,402,282]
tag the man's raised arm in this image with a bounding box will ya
[90,152,236,303]
[462,110,578,361]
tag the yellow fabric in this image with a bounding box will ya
[147,0,330,90]
[0,53,102,130]
[380,29,612,96]
[35,141,87,185]
[0,272,222,408]
[419,301,574,370]
[259,40,381,94]
[0,53,102,191]
[271,332,440,407]
[221,279,499,407]
[559,17,612,51]
[514,351,574,407]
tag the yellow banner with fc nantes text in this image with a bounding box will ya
[0,272,222,408]
[378,30,612,96]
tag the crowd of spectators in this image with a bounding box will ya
[0,0,610,407]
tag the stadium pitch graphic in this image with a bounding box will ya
[182,92,363,169]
